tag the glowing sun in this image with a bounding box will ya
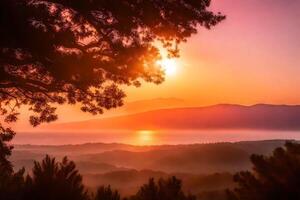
[157,58,178,76]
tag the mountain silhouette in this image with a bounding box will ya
[42,104,300,131]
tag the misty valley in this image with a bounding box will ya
[11,139,290,199]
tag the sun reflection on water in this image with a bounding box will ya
[136,130,155,145]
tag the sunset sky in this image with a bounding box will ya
[14,0,300,128]
[4,3,300,198]
[125,0,300,105]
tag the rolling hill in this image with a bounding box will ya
[12,140,288,174]
[11,140,290,198]
[41,104,300,131]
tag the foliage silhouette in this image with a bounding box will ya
[0,126,25,200]
[227,142,300,200]
[94,185,121,200]
[24,155,89,200]
[0,0,225,127]
[129,177,196,200]
[0,126,15,176]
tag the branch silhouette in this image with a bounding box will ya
[0,0,225,127]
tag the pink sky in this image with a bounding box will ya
[12,0,300,129]
[125,0,300,104]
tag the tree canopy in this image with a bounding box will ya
[24,155,89,200]
[227,142,300,200]
[129,177,196,200]
[0,126,25,200]
[0,0,224,127]
[94,185,121,200]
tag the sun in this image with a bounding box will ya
[157,58,178,76]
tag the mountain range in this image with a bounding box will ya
[40,104,300,131]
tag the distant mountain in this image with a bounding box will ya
[44,104,300,130]
[13,97,187,132]
[121,98,186,114]
[90,97,186,117]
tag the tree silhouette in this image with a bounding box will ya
[94,185,121,200]
[227,142,300,200]
[0,126,25,200]
[0,0,225,127]
[0,126,15,176]
[132,178,159,200]
[24,155,89,200]
[130,177,196,200]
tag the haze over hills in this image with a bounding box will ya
[11,140,290,198]
[12,140,288,174]
[40,104,300,131]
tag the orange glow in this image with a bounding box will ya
[11,0,300,131]
[157,58,178,76]
[136,130,155,145]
